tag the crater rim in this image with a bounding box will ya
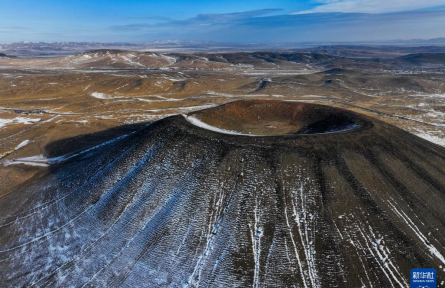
[183,100,366,137]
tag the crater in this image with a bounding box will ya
[185,100,363,136]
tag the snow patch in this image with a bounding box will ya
[137,95,182,103]
[414,132,445,147]
[15,140,30,150]
[90,92,124,100]
[0,117,41,128]
[183,115,254,136]
[4,131,137,167]
[412,128,445,147]
[4,155,50,167]
[120,55,144,67]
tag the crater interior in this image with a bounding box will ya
[187,100,362,136]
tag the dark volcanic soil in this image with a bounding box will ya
[0,100,444,287]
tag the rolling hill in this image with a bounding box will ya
[0,100,444,287]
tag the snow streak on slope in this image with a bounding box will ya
[0,112,444,287]
[387,199,445,265]
[183,114,248,136]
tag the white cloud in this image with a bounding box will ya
[295,0,445,14]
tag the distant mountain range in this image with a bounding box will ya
[1,38,445,57]
[0,48,443,72]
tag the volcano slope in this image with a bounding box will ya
[0,100,444,287]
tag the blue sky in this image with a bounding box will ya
[0,0,445,43]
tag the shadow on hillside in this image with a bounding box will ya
[44,122,150,158]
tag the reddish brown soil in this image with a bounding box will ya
[189,100,362,136]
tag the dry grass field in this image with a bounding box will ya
[0,50,444,194]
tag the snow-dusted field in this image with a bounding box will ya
[0,49,444,287]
